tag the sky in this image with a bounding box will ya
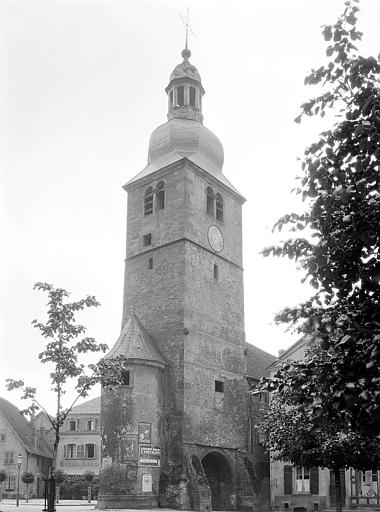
[1,0,379,415]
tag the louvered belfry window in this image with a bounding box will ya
[144,186,153,215]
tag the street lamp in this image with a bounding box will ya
[16,454,22,507]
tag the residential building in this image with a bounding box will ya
[56,396,101,476]
[0,397,53,498]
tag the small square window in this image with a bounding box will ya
[215,380,224,393]
[68,420,77,431]
[148,257,153,269]
[143,234,152,247]
[214,264,218,281]
[0,433,6,442]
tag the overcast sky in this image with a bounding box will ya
[1,0,379,415]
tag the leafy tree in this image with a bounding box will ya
[259,1,380,510]
[0,469,6,502]
[21,472,35,502]
[262,0,380,432]
[84,470,96,503]
[6,283,128,511]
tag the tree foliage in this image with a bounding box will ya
[21,472,35,485]
[262,0,380,434]
[0,470,6,483]
[5,283,128,477]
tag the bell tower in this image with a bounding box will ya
[101,48,255,511]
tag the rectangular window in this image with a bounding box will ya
[68,420,77,431]
[177,86,184,106]
[148,257,153,270]
[65,444,76,459]
[215,380,224,393]
[87,419,96,431]
[86,443,95,459]
[214,264,219,281]
[121,370,130,385]
[295,466,310,493]
[77,444,85,458]
[0,433,6,442]
[143,234,152,247]
[5,451,14,464]
[6,475,16,491]
[259,392,269,404]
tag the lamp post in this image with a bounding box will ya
[16,454,22,507]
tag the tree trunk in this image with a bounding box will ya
[26,483,29,502]
[88,485,91,503]
[334,466,343,512]
[56,485,60,503]
[0,482,2,502]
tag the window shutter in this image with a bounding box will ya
[284,465,293,495]
[63,445,67,458]
[310,467,319,494]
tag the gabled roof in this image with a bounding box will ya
[245,342,276,380]
[267,334,314,369]
[70,396,100,415]
[105,313,167,366]
[0,397,53,458]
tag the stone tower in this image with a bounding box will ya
[101,48,255,511]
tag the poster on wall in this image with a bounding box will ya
[139,446,160,466]
[120,435,138,463]
[142,473,153,493]
[138,422,152,444]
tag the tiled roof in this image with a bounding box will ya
[105,314,167,366]
[268,334,314,368]
[70,396,100,415]
[0,397,53,458]
[245,343,276,380]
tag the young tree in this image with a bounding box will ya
[53,469,66,503]
[21,472,35,502]
[259,1,380,509]
[262,0,380,432]
[6,283,127,512]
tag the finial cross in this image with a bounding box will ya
[179,6,194,50]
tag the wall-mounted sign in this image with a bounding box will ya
[142,473,153,493]
[120,435,138,463]
[138,422,152,444]
[139,446,160,466]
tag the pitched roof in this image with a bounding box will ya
[268,334,314,368]
[245,342,276,380]
[105,313,167,366]
[70,396,100,415]
[0,397,53,458]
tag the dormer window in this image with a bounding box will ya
[190,87,196,107]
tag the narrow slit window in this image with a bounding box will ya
[144,186,153,216]
[215,380,224,393]
[207,187,214,216]
[177,86,184,106]
[156,181,165,211]
[190,87,196,107]
[143,234,152,247]
[169,90,174,106]
[215,193,224,221]
[148,257,153,270]
[214,264,218,281]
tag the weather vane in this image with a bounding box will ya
[179,6,195,50]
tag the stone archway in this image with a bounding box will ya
[201,452,233,510]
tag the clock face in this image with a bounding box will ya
[208,225,224,253]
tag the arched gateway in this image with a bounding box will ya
[202,452,233,510]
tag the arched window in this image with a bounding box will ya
[206,187,214,216]
[156,181,165,211]
[169,90,174,106]
[215,193,224,221]
[177,86,184,106]
[190,87,196,107]
[144,186,153,215]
